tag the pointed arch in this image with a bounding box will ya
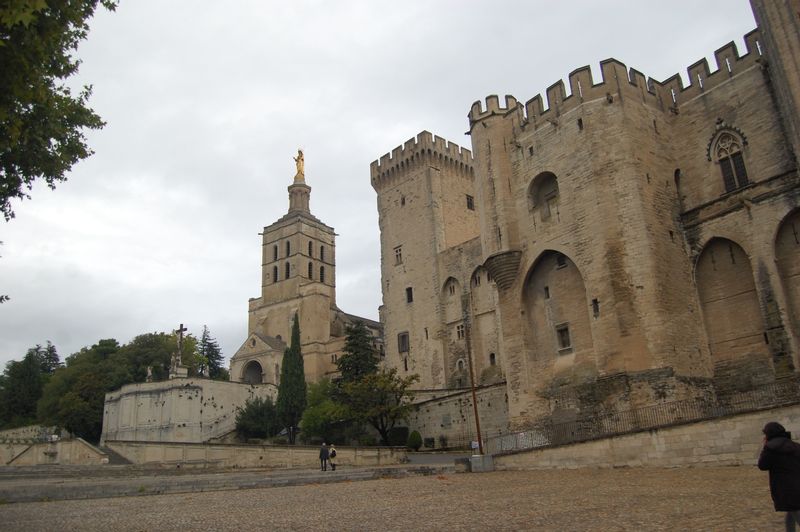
[775,209,800,341]
[522,250,594,364]
[694,237,767,365]
[242,360,263,384]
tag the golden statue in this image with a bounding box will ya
[293,149,305,181]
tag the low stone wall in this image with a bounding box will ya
[101,378,277,444]
[7,438,108,466]
[406,384,508,449]
[106,440,407,469]
[1,442,32,465]
[0,425,60,442]
[494,404,800,469]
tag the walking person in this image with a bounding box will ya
[329,443,337,471]
[758,422,800,531]
[319,442,329,471]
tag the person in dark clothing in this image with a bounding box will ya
[319,442,329,471]
[758,421,800,531]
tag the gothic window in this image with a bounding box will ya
[308,262,313,279]
[406,287,414,303]
[448,283,456,296]
[273,265,278,283]
[472,273,481,287]
[308,241,313,256]
[286,240,291,257]
[398,332,409,353]
[394,245,403,265]
[457,359,465,371]
[320,266,326,283]
[715,132,749,193]
[285,262,290,279]
[466,195,475,210]
[456,324,465,339]
[273,245,278,261]
[320,245,325,261]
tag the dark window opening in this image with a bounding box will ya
[577,118,583,131]
[456,324,465,339]
[404,357,408,371]
[406,287,413,303]
[308,241,313,256]
[273,245,278,261]
[394,246,403,265]
[308,262,313,279]
[489,353,496,366]
[401,195,406,206]
[466,195,475,210]
[556,324,572,351]
[285,262,290,279]
[273,265,278,283]
[320,245,325,262]
[592,298,600,318]
[286,241,290,256]
[556,253,567,268]
[544,286,550,299]
[398,332,409,353]
[320,266,325,283]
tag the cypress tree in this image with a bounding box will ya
[276,313,306,444]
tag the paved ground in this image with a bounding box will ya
[0,466,782,531]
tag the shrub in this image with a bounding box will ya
[235,396,280,439]
[407,430,422,451]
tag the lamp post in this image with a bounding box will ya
[461,291,483,455]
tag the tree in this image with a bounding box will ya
[300,378,349,443]
[235,396,280,440]
[0,350,46,428]
[197,325,227,380]
[0,0,117,220]
[339,368,419,446]
[336,320,378,383]
[28,341,61,373]
[275,314,306,444]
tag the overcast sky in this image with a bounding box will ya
[0,0,757,369]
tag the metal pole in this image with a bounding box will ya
[462,291,483,455]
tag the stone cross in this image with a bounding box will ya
[173,323,187,367]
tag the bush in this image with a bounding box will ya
[235,396,281,439]
[388,426,409,446]
[407,430,422,451]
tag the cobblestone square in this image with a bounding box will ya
[0,466,782,531]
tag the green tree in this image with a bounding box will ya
[339,368,419,446]
[407,430,422,451]
[235,396,280,440]
[28,341,61,373]
[275,314,306,444]
[300,378,348,443]
[336,320,378,383]
[0,349,46,428]
[197,325,227,380]
[37,338,124,441]
[0,0,117,220]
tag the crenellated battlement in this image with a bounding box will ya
[370,130,474,189]
[468,29,762,130]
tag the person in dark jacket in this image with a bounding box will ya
[758,422,800,531]
[319,442,329,471]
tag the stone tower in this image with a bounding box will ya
[371,131,502,390]
[231,157,382,385]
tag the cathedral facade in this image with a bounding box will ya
[373,0,800,431]
[230,159,382,385]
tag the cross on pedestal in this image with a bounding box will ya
[170,323,189,379]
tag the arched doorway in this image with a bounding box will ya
[776,210,800,341]
[522,251,594,364]
[242,360,263,384]
[695,238,768,368]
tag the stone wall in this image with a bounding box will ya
[493,404,800,469]
[7,438,108,466]
[106,440,406,469]
[101,378,277,444]
[405,384,508,449]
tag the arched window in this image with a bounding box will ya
[320,265,325,283]
[286,240,291,256]
[273,265,278,283]
[457,359,465,371]
[308,241,313,256]
[528,172,560,221]
[320,245,325,262]
[273,245,278,261]
[715,132,748,193]
[489,353,496,366]
[285,262,290,279]
[308,262,313,279]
